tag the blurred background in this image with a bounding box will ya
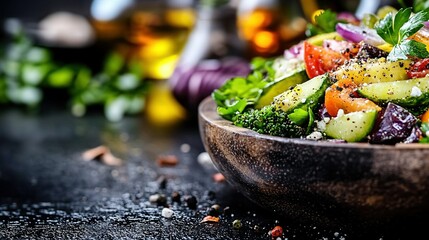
[0,0,398,125]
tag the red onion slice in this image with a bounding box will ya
[336,23,385,46]
[284,42,304,60]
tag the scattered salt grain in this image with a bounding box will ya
[149,194,160,203]
[161,208,174,218]
[198,152,215,169]
[180,143,191,153]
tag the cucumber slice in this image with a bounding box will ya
[324,110,378,142]
[255,69,308,109]
[357,77,429,109]
[273,74,329,113]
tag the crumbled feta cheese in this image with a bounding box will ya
[306,131,323,140]
[337,109,345,117]
[410,86,422,97]
[317,120,327,131]
[301,98,306,103]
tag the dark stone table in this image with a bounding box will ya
[0,104,427,240]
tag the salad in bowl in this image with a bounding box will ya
[212,5,429,144]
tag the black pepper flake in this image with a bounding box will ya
[223,206,231,215]
[171,191,181,203]
[208,204,221,217]
[156,194,168,207]
[206,190,216,200]
[157,175,167,189]
[184,195,198,210]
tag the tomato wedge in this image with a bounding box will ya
[325,79,381,117]
[407,58,429,79]
[303,41,347,78]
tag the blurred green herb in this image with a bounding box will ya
[306,9,340,37]
[398,0,429,12]
[0,33,149,121]
[414,0,429,12]
[200,0,229,7]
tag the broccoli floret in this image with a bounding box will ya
[233,105,306,137]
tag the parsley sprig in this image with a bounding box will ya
[375,7,429,61]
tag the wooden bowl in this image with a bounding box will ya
[198,97,429,225]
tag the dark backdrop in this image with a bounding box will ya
[0,0,92,22]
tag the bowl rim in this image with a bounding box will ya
[198,97,429,151]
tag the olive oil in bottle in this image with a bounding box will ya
[237,0,307,58]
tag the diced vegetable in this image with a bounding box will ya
[336,23,385,46]
[422,108,429,122]
[324,110,378,142]
[355,43,388,60]
[407,58,429,78]
[233,105,306,138]
[325,79,381,117]
[255,68,308,109]
[273,74,329,113]
[370,103,419,144]
[357,77,429,111]
[303,41,347,78]
[331,58,411,84]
